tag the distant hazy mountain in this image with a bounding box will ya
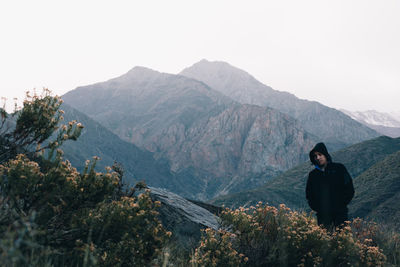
[180,59,379,150]
[62,67,316,200]
[359,124,400,138]
[390,111,400,122]
[212,136,400,216]
[340,109,400,127]
[341,109,400,138]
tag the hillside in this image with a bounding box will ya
[212,136,400,213]
[62,67,316,199]
[349,150,400,230]
[60,103,204,197]
[180,59,379,150]
[362,124,400,138]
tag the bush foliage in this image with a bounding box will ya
[193,203,396,267]
[0,90,169,266]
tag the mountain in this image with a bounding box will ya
[341,109,400,138]
[390,111,400,122]
[358,124,400,138]
[349,150,400,230]
[211,136,400,213]
[340,109,400,128]
[180,59,379,150]
[62,67,233,150]
[62,67,316,200]
[59,103,202,196]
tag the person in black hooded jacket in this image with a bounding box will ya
[306,142,355,229]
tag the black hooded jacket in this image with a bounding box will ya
[306,143,355,214]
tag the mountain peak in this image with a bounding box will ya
[182,59,249,76]
[126,66,161,76]
[180,59,261,93]
[108,66,166,85]
[194,58,230,66]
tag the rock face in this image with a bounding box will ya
[148,187,220,248]
[63,67,316,200]
[180,60,379,151]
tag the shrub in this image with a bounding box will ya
[0,90,170,266]
[80,192,170,266]
[193,203,387,267]
[192,228,247,267]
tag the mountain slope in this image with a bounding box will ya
[60,103,202,196]
[357,124,400,138]
[62,67,233,150]
[62,67,317,199]
[212,136,400,211]
[180,60,379,150]
[349,150,400,230]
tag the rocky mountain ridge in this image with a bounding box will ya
[180,59,379,150]
[340,109,400,127]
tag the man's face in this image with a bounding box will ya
[313,152,327,167]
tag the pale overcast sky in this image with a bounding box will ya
[1,0,399,112]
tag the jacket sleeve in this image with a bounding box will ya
[306,173,318,211]
[342,165,355,206]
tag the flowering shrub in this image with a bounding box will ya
[0,150,169,266]
[80,192,170,266]
[193,203,387,267]
[0,90,170,266]
[192,228,247,267]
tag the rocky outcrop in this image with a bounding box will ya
[148,187,220,248]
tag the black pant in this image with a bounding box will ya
[317,211,348,230]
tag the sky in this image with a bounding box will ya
[1,0,399,113]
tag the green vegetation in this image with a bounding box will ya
[0,90,169,266]
[350,150,400,230]
[193,204,399,267]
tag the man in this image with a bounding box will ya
[305,143,355,230]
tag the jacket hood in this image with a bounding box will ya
[309,142,332,166]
